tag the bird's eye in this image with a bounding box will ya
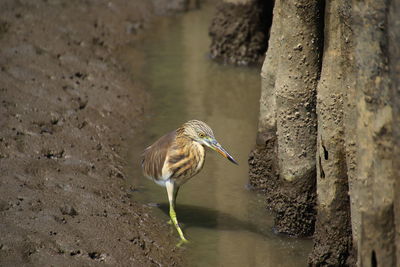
[198,132,205,138]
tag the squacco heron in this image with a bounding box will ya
[141,120,237,242]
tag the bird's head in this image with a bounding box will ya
[180,120,238,165]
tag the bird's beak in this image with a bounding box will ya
[208,139,238,165]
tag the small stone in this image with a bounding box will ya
[60,204,78,216]
[0,200,10,211]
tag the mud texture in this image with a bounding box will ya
[208,0,273,66]
[0,0,183,266]
[310,201,353,266]
[249,140,316,237]
[248,132,277,192]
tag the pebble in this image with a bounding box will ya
[60,204,78,216]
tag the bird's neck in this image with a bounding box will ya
[175,135,205,156]
[176,134,198,147]
[176,130,197,143]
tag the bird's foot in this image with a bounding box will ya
[176,237,189,247]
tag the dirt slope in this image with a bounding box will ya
[0,0,182,266]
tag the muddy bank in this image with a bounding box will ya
[208,0,273,66]
[0,0,183,266]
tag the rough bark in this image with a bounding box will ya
[250,0,322,237]
[343,3,358,262]
[248,0,280,192]
[308,0,353,265]
[249,0,399,263]
[388,0,400,263]
[208,0,273,66]
[388,0,400,266]
[390,0,400,264]
[255,0,279,148]
[272,0,323,236]
[349,0,396,266]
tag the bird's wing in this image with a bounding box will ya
[142,130,176,180]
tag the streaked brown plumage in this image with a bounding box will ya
[141,120,237,243]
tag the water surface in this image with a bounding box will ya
[124,3,312,266]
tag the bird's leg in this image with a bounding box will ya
[167,186,180,225]
[165,180,188,243]
[168,186,180,224]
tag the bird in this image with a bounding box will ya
[141,120,238,243]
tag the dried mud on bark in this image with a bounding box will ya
[309,201,353,266]
[248,138,316,237]
[249,0,321,237]
[248,134,278,192]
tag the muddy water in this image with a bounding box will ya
[125,2,312,266]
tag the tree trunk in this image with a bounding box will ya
[272,0,323,236]
[250,0,323,237]
[247,0,399,263]
[308,0,353,265]
[349,0,396,266]
[248,0,280,193]
[208,0,273,66]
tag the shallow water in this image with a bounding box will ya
[124,2,312,266]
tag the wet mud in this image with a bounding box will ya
[208,0,273,66]
[0,0,183,266]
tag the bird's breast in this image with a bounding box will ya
[166,141,205,185]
